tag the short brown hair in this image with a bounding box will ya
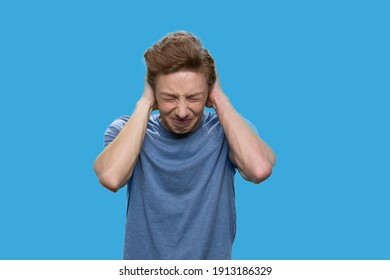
[144,31,216,92]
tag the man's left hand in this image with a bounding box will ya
[206,70,226,109]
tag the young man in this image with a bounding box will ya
[93,31,276,260]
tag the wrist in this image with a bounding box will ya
[211,92,230,111]
[139,96,155,108]
[137,97,155,112]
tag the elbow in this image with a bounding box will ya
[251,162,273,185]
[93,162,123,193]
[97,173,123,193]
[249,150,276,184]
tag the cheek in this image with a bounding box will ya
[189,102,206,113]
[157,101,175,113]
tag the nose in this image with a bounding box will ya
[175,99,189,119]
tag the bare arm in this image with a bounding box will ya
[93,79,156,192]
[207,73,276,184]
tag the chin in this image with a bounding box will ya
[168,121,197,135]
[170,126,193,135]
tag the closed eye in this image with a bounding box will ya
[187,94,203,102]
[160,94,176,102]
[162,97,176,101]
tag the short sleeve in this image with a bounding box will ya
[103,115,130,148]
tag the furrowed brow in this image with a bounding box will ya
[159,92,204,98]
[187,92,204,97]
[160,92,177,97]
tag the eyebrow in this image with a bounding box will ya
[160,92,204,97]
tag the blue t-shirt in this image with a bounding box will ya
[104,111,237,259]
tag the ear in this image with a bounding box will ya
[153,91,159,111]
[205,92,214,108]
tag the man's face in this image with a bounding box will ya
[155,70,208,135]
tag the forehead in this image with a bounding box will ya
[155,71,208,95]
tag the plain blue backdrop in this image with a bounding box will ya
[0,0,389,259]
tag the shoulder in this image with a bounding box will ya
[103,115,130,147]
[202,111,220,129]
[197,111,225,140]
[105,115,130,136]
[204,111,259,135]
[146,113,160,128]
[107,115,130,130]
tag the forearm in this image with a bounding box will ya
[213,94,276,184]
[93,97,153,192]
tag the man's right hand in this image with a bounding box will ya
[142,76,158,111]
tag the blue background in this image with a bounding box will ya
[0,0,389,259]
